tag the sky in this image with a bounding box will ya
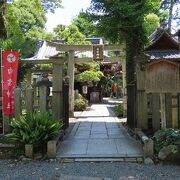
[45,0,91,32]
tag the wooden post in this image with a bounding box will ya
[14,87,21,120]
[165,93,172,128]
[152,93,160,131]
[178,93,180,129]
[160,93,166,129]
[3,116,11,134]
[25,144,33,158]
[137,91,147,129]
[52,64,63,120]
[26,72,32,86]
[122,58,127,115]
[25,87,33,113]
[136,64,148,129]
[39,86,47,112]
[172,93,178,128]
[47,140,56,158]
[67,50,75,117]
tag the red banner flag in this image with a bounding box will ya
[2,50,19,115]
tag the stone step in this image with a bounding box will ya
[58,157,144,163]
[58,175,104,180]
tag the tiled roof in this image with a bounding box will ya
[148,28,179,44]
[145,28,179,51]
[26,40,59,60]
[25,39,109,60]
[148,28,165,43]
[145,50,180,60]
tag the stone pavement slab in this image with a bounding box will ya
[87,139,117,155]
[90,133,108,139]
[57,101,144,159]
[58,140,88,155]
[115,138,143,156]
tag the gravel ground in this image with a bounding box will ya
[0,159,179,180]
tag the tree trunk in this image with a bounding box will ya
[0,1,7,125]
[126,27,145,129]
[168,0,175,33]
[0,0,7,39]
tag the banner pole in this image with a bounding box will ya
[1,49,4,135]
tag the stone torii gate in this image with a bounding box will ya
[47,41,126,116]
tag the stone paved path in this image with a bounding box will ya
[57,100,143,160]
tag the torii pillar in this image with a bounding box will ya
[67,50,75,117]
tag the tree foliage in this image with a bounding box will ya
[53,24,90,45]
[0,0,7,39]
[144,13,160,36]
[160,0,180,32]
[78,70,104,84]
[42,0,62,13]
[72,10,98,37]
[0,0,47,58]
[89,0,160,43]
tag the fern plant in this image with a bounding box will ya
[7,112,63,146]
[113,104,124,117]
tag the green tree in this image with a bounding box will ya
[89,0,160,128]
[4,0,47,57]
[72,10,98,37]
[53,24,66,39]
[42,0,62,13]
[0,0,62,40]
[0,0,7,39]
[0,3,25,49]
[144,13,160,36]
[53,24,90,45]
[160,0,180,32]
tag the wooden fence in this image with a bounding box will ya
[14,86,52,120]
[146,93,180,131]
[136,62,180,131]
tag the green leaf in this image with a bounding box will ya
[6,112,63,145]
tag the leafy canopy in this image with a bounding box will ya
[53,24,91,45]
[1,0,47,58]
[144,13,160,36]
[78,70,104,83]
[72,10,98,37]
[89,0,160,43]
[42,0,62,13]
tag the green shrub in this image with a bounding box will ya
[78,70,104,84]
[113,104,124,117]
[153,129,180,153]
[7,112,63,146]
[74,93,88,111]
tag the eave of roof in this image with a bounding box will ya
[145,50,180,61]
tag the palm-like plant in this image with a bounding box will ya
[7,112,63,146]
